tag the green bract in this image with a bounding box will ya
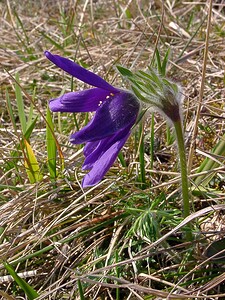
[117,66,183,123]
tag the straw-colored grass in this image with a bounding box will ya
[1,0,225,299]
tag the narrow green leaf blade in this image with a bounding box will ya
[77,279,85,300]
[155,48,163,75]
[161,48,171,76]
[24,116,38,141]
[24,139,43,183]
[116,65,134,78]
[195,134,225,186]
[6,89,17,131]
[15,73,27,134]
[3,262,39,300]
[46,107,57,179]
[40,31,64,51]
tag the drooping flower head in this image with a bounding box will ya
[45,51,140,187]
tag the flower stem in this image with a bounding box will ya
[174,120,192,240]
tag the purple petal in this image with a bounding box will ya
[49,88,110,112]
[45,51,118,93]
[70,92,140,144]
[82,139,107,170]
[82,129,130,187]
[83,140,101,157]
[82,126,131,171]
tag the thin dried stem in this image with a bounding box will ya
[187,0,213,173]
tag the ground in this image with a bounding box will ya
[1,0,225,299]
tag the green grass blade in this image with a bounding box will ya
[27,86,36,129]
[155,48,162,75]
[166,125,175,146]
[46,107,57,179]
[77,279,85,300]
[161,48,171,76]
[15,73,27,134]
[195,134,225,186]
[24,116,38,142]
[39,31,65,51]
[115,250,120,300]
[24,139,43,183]
[177,15,207,60]
[14,10,29,44]
[0,184,23,191]
[27,103,34,129]
[6,88,24,172]
[118,151,126,168]
[3,261,39,300]
[17,116,38,161]
[8,212,128,269]
[5,89,17,131]
[150,113,155,170]
[13,10,34,56]
[138,122,146,188]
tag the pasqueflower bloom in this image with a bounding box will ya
[45,51,140,187]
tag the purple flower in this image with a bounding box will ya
[45,51,140,187]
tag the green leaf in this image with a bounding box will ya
[77,279,85,300]
[24,116,38,141]
[15,73,27,134]
[138,122,146,188]
[116,65,134,78]
[131,86,148,103]
[161,48,171,76]
[0,184,23,191]
[155,48,163,75]
[150,113,155,169]
[46,107,57,179]
[195,133,225,187]
[27,85,36,129]
[6,89,17,131]
[3,261,39,300]
[24,139,43,183]
[125,8,132,19]
[40,31,65,51]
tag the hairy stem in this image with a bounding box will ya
[174,120,192,240]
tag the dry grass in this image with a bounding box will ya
[1,0,225,299]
